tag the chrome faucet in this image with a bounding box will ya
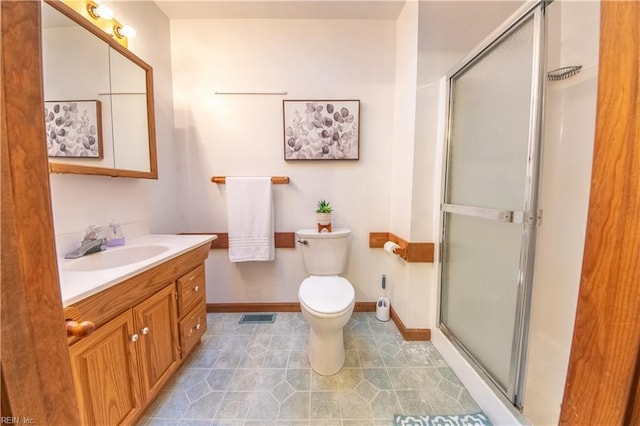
[64,225,107,259]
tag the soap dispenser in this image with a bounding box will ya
[106,221,125,247]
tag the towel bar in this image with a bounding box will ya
[211,176,289,184]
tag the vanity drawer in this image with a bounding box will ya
[179,303,207,358]
[177,264,205,316]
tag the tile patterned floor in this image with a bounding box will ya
[137,312,481,426]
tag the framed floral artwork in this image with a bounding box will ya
[283,100,359,160]
[45,100,103,158]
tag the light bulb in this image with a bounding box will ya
[120,25,136,39]
[114,24,136,39]
[95,5,113,20]
[88,3,114,20]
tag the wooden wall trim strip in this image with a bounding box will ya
[390,307,431,341]
[369,232,434,263]
[369,232,389,248]
[180,232,296,249]
[206,302,430,341]
[357,302,431,340]
[560,2,640,424]
[274,233,295,249]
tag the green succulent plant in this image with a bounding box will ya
[316,200,333,213]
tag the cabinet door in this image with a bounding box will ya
[69,311,142,426]
[133,284,179,402]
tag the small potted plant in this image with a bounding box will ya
[316,199,333,232]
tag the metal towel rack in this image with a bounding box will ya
[210,176,290,184]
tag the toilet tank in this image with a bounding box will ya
[297,228,350,275]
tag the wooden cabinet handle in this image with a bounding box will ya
[65,320,95,338]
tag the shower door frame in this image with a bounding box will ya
[437,1,546,408]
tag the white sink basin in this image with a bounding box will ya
[64,244,170,271]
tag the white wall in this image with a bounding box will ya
[523,1,600,424]
[388,0,522,329]
[49,1,180,249]
[387,1,425,328]
[389,2,418,240]
[170,18,396,304]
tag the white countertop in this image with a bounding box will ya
[58,234,216,307]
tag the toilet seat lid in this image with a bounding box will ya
[299,276,354,314]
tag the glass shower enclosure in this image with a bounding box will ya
[439,2,546,407]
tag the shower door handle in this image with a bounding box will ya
[442,204,541,225]
[442,203,514,222]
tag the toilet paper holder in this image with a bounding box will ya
[392,245,406,257]
[369,232,435,263]
[383,240,407,258]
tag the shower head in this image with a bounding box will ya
[547,65,582,81]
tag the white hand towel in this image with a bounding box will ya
[225,177,275,262]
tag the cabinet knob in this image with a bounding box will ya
[195,323,201,330]
[130,334,139,342]
[193,286,199,292]
[141,327,150,335]
[65,320,96,338]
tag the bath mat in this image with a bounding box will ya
[393,412,493,426]
[239,313,276,324]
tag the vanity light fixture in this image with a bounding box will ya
[114,24,136,40]
[65,0,135,47]
[87,3,113,20]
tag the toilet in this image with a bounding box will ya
[297,228,355,375]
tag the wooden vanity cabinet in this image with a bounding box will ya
[68,284,178,425]
[64,243,211,425]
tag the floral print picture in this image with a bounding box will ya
[45,100,103,158]
[283,100,359,160]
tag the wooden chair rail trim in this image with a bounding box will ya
[369,232,434,263]
[211,176,289,184]
[179,232,295,249]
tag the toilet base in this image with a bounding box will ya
[299,286,354,376]
[307,326,345,376]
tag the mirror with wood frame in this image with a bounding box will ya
[41,0,158,179]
